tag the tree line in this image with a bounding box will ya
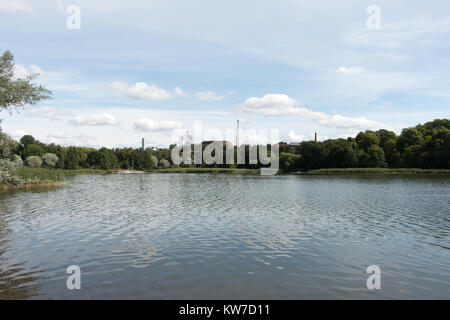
[279,119,450,171]
[16,135,172,170]
[7,118,450,171]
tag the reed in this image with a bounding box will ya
[14,167,67,182]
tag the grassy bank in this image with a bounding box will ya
[0,167,68,189]
[14,167,67,181]
[145,167,260,174]
[63,168,117,175]
[306,168,450,175]
[0,168,119,189]
[0,181,67,190]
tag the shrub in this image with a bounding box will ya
[150,156,158,169]
[25,156,43,168]
[159,159,170,168]
[42,153,58,167]
[0,128,19,160]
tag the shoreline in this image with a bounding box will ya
[0,181,68,190]
[304,168,450,175]
[144,168,260,174]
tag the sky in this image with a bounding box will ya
[1,0,450,148]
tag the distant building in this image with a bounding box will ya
[289,142,301,153]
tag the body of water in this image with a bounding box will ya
[0,174,449,299]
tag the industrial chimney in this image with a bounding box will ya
[236,119,240,147]
[142,138,145,149]
[314,132,318,142]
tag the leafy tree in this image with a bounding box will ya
[279,153,302,170]
[397,128,424,153]
[0,50,51,113]
[87,150,102,168]
[42,153,58,167]
[20,135,36,147]
[65,147,81,169]
[298,141,328,170]
[150,155,158,169]
[98,148,118,170]
[25,156,43,168]
[323,139,358,168]
[159,159,170,168]
[115,147,133,169]
[356,131,380,151]
[359,145,387,167]
[0,127,19,160]
[382,138,400,167]
[24,143,45,158]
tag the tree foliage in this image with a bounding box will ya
[25,156,43,168]
[1,119,449,173]
[0,50,51,113]
[42,153,58,167]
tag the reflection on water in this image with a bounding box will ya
[0,174,449,299]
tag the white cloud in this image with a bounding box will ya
[69,113,118,126]
[196,90,223,102]
[0,0,34,13]
[241,94,299,115]
[8,129,28,140]
[134,118,183,132]
[241,94,385,130]
[288,131,306,142]
[46,133,100,148]
[13,64,44,79]
[336,66,364,75]
[174,86,188,97]
[110,81,172,100]
[28,106,69,120]
[288,131,328,142]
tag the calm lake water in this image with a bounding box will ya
[0,173,449,299]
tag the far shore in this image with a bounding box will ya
[304,168,450,175]
[0,181,68,190]
[65,167,450,175]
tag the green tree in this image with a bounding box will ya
[98,148,118,170]
[279,152,302,171]
[24,143,45,158]
[323,139,358,168]
[65,147,81,169]
[397,128,424,153]
[159,159,170,168]
[356,131,380,152]
[0,50,51,113]
[25,156,43,168]
[382,138,400,167]
[0,127,19,160]
[87,150,102,168]
[298,141,328,170]
[359,145,387,167]
[42,153,58,167]
[20,135,36,147]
